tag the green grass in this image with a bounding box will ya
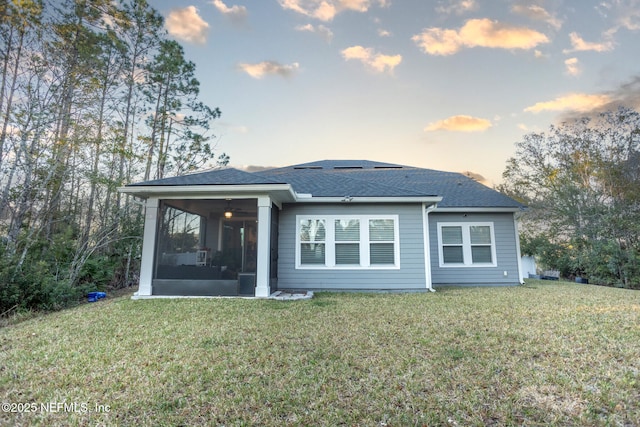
[1,280,639,426]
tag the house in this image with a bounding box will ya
[118,160,525,298]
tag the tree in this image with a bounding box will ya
[142,40,223,181]
[0,0,226,313]
[501,107,640,287]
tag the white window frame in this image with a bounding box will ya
[437,222,497,268]
[296,215,400,270]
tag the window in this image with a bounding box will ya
[369,219,395,265]
[297,215,399,269]
[437,222,496,267]
[335,219,360,265]
[299,219,326,265]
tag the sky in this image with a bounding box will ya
[151,0,640,186]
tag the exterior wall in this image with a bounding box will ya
[277,203,427,291]
[429,212,521,286]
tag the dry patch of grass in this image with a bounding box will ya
[1,281,639,426]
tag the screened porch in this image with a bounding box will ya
[151,198,278,296]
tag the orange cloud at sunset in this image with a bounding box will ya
[425,115,493,132]
[341,45,402,73]
[524,93,612,113]
[413,18,549,55]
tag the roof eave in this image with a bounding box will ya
[294,195,443,204]
[117,184,297,203]
[434,206,524,213]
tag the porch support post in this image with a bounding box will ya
[255,196,272,297]
[136,198,159,296]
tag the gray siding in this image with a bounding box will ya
[277,203,427,291]
[429,212,520,286]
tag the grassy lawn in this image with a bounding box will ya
[1,280,639,426]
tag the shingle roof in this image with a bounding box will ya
[127,160,522,208]
[127,167,283,186]
[257,161,521,208]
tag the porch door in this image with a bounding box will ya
[221,220,257,274]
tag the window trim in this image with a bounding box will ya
[437,222,497,268]
[296,215,400,270]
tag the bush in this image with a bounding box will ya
[520,233,574,278]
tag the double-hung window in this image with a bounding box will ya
[297,215,399,269]
[299,219,326,265]
[438,222,497,267]
[335,219,360,265]
[369,219,396,265]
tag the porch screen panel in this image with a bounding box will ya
[300,219,326,265]
[156,205,203,276]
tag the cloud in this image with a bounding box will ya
[377,28,391,37]
[511,4,562,30]
[524,76,640,120]
[436,0,477,15]
[564,57,581,76]
[341,45,402,73]
[524,93,612,113]
[412,18,549,56]
[564,32,614,53]
[424,115,493,132]
[278,0,383,21]
[212,0,247,23]
[165,6,209,44]
[237,61,300,79]
[618,10,640,31]
[295,23,334,41]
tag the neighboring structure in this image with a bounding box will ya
[119,160,525,298]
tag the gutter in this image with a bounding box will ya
[296,195,443,204]
[118,184,443,206]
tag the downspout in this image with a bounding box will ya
[422,202,438,292]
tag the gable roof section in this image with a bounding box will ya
[257,161,521,208]
[254,167,432,198]
[123,160,522,209]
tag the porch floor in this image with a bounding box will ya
[131,291,314,300]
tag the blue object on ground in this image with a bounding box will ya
[87,292,107,302]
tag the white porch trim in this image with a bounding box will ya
[255,196,272,297]
[136,197,159,297]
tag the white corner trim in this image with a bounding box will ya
[422,203,437,291]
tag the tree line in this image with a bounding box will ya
[501,107,640,288]
[0,0,227,313]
